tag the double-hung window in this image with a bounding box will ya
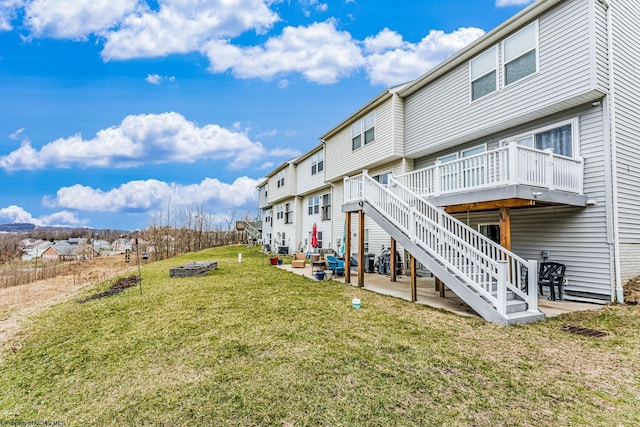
[351,111,375,150]
[321,193,331,220]
[470,46,497,101]
[284,203,292,224]
[308,196,320,215]
[276,170,285,188]
[311,152,324,175]
[504,22,538,86]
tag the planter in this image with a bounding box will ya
[314,271,325,280]
[324,270,333,281]
[278,259,283,265]
[269,257,279,265]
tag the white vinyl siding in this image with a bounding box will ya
[405,0,597,159]
[610,0,640,244]
[325,98,398,182]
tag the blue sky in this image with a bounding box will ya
[0,0,533,231]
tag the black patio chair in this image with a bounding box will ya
[538,262,566,301]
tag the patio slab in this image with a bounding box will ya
[275,262,604,320]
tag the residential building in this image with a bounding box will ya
[260,0,640,324]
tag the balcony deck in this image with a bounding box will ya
[394,142,586,209]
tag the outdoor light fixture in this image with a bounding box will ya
[586,199,598,206]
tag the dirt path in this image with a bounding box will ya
[0,256,137,345]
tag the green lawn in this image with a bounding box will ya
[1,245,639,426]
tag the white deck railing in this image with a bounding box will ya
[344,171,539,317]
[395,142,584,197]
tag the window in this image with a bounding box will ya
[504,22,538,86]
[264,184,268,198]
[470,46,497,100]
[372,172,390,186]
[308,196,320,215]
[322,193,331,220]
[352,111,375,150]
[364,228,369,253]
[352,121,362,150]
[311,152,324,175]
[479,224,500,244]
[363,112,375,145]
[437,153,459,192]
[284,203,292,224]
[276,205,283,220]
[276,170,285,188]
[461,145,487,187]
[505,120,575,157]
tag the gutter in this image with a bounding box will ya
[601,0,623,303]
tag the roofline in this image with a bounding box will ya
[264,158,296,179]
[319,88,392,142]
[398,0,565,98]
[293,142,324,165]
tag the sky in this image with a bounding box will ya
[0,0,534,231]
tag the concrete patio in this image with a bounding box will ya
[275,262,604,320]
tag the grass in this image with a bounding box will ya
[1,245,639,426]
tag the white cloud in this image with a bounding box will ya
[364,28,404,54]
[46,176,261,213]
[0,112,275,171]
[101,0,279,60]
[23,0,137,39]
[364,27,485,86]
[0,205,83,226]
[202,20,364,84]
[8,127,25,140]
[496,0,534,6]
[0,0,24,31]
[145,73,175,85]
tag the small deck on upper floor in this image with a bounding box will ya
[394,142,586,210]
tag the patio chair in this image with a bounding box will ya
[325,255,345,276]
[291,252,307,268]
[538,262,566,301]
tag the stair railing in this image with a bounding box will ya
[345,171,538,315]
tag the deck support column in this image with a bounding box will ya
[410,253,417,302]
[345,212,351,284]
[499,207,512,252]
[390,238,397,282]
[435,277,445,298]
[358,209,365,288]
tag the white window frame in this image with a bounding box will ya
[308,196,320,215]
[503,21,539,87]
[311,152,324,175]
[469,46,498,101]
[321,193,331,220]
[351,111,375,151]
[478,223,500,244]
[276,170,285,188]
[501,118,579,158]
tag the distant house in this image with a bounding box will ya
[41,241,99,261]
[21,240,53,261]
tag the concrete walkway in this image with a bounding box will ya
[276,263,604,319]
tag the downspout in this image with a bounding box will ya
[600,0,624,303]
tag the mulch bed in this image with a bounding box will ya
[623,276,640,305]
[79,275,139,303]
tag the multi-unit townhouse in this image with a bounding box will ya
[260,0,639,324]
[258,160,298,254]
